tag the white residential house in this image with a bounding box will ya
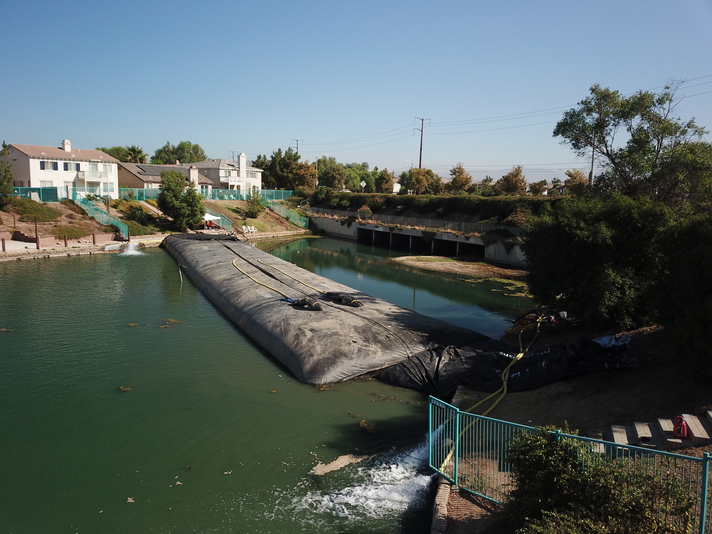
[118,162,213,195]
[5,140,119,198]
[191,153,263,192]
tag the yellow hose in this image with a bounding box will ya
[231,257,291,299]
[257,259,326,294]
[439,316,544,471]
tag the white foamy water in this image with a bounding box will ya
[289,441,434,525]
[120,242,145,255]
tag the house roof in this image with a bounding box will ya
[119,162,211,185]
[11,143,119,163]
[191,158,262,172]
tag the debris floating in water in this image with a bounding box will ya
[118,386,132,392]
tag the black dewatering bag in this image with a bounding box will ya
[162,234,631,399]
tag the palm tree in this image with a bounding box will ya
[125,145,148,164]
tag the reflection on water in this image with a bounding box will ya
[269,237,532,339]
[0,239,529,533]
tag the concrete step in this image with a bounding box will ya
[609,424,636,446]
[657,417,697,450]
[681,413,712,445]
[632,421,667,449]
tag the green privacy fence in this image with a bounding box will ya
[429,397,712,533]
[118,188,161,201]
[202,189,294,201]
[12,187,61,203]
[266,200,309,229]
[117,188,294,202]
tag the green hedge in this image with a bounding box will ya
[310,190,555,225]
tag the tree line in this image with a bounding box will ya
[96,141,207,165]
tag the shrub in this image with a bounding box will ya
[10,197,61,222]
[655,215,712,378]
[491,427,696,534]
[244,188,266,218]
[50,225,92,239]
[522,194,676,330]
[125,220,156,236]
[60,199,87,216]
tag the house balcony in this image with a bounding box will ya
[77,171,108,180]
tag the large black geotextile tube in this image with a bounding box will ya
[161,234,581,398]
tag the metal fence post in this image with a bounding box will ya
[454,408,460,486]
[700,452,711,534]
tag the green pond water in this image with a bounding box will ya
[0,237,532,533]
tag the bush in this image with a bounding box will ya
[656,215,712,378]
[522,194,676,330]
[490,427,696,534]
[50,225,92,239]
[125,220,156,237]
[244,188,266,219]
[60,199,87,217]
[9,197,61,222]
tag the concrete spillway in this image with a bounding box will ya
[161,234,528,396]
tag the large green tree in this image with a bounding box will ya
[374,168,394,194]
[157,170,205,231]
[448,163,472,193]
[0,141,14,207]
[553,83,712,210]
[151,141,207,165]
[564,168,589,196]
[253,148,301,189]
[523,194,676,330]
[495,165,528,195]
[316,156,346,190]
[125,145,148,163]
[97,146,129,161]
[292,161,318,192]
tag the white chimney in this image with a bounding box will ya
[188,166,199,188]
[239,153,247,178]
[61,140,71,152]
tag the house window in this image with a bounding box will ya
[104,164,112,174]
[40,161,58,171]
[40,180,53,188]
[63,162,80,171]
[103,183,114,194]
[221,170,231,177]
[247,171,257,178]
[88,163,98,172]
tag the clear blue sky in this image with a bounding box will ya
[3,0,711,182]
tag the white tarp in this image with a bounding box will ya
[203,213,221,221]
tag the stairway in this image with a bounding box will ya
[601,411,712,451]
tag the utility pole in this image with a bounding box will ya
[414,117,430,169]
[589,147,595,187]
[291,139,303,154]
[228,151,238,162]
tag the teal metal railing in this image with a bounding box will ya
[202,189,294,201]
[266,200,309,229]
[118,188,160,201]
[69,192,129,240]
[204,206,233,234]
[12,187,60,202]
[429,397,712,533]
